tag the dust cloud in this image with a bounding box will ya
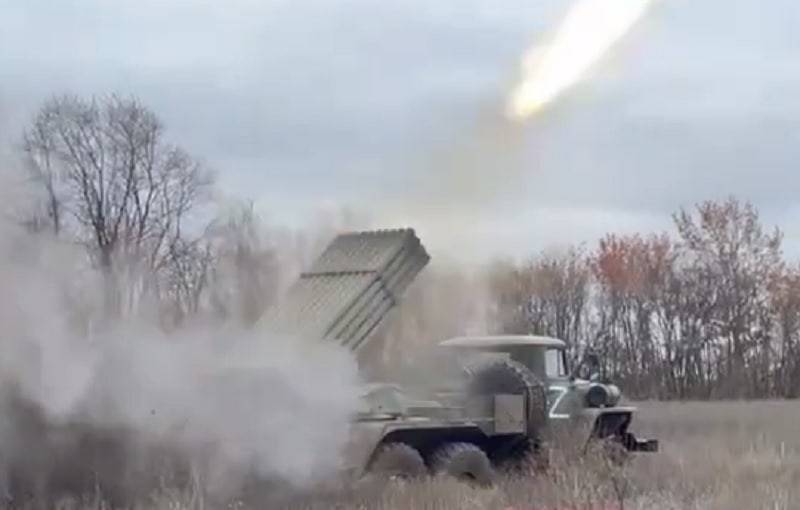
[0,165,362,503]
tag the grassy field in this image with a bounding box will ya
[276,400,800,510]
[9,400,800,509]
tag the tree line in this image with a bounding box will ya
[12,93,799,400]
[485,198,799,399]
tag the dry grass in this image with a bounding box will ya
[261,400,800,510]
[7,400,800,509]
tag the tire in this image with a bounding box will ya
[497,436,549,475]
[467,358,548,442]
[431,442,494,487]
[367,443,427,480]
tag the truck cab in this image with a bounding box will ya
[439,335,659,455]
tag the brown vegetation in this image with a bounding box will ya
[482,198,797,400]
[1,399,794,509]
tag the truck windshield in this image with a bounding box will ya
[545,348,567,378]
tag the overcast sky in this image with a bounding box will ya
[2,0,799,264]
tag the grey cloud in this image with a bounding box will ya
[2,0,800,262]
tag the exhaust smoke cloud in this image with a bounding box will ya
[0,165,362,502]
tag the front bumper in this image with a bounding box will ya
[623,433,659,452]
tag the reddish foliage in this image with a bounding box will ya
[591,232,673,296]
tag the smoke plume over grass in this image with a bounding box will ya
[0,165,362,504]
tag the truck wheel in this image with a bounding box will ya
[367,443,427,480]
[499,437,550,475]
[431,442,494,487]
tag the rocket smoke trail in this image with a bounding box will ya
[374,0,655,262]
[507,0,654,121]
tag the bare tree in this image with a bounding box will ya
[205,201,280,325]
[525,247,590,347]
[651,248,717,399]
[159,235,215,329]
[22,94,214,316]
[483,248,591,373]
[673,197,783,397]
[771,264,800,397]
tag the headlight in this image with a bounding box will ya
[585,384,622,408]
[586,384,608,407]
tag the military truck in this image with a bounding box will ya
[261,228,658,486]
[344,334,658,484]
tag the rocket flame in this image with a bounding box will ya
[507,0,652,120]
